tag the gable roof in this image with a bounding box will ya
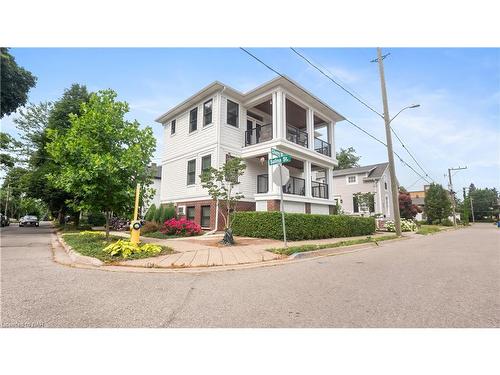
[332,162,389,180]
[155,76,346,124]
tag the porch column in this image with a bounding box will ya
[272,92,278,140]
[304,161,312,198]
[268,152,280,194]
[307,108,315,151]
[275,90,285,139]
[327,167,334,201]
[328,121,335,159]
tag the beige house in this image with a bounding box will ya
[332,162,394,218]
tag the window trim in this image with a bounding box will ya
[170,119,176,135]
[203,99,213,127]
[187,159,196,186]
[346,175,358,185]
[201,205,211,228]
[189,107,198,133]
[186,206,195,222]
[226,99,239,127]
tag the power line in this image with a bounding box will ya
[239,48,432,185]
[289,47,435,184]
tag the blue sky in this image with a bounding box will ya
[2,48,499,193]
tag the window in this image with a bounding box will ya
[201,206,211,227]
[189,108,198,133]
[353,195,359,213]
[203,99,213,126]
[187,159,196,185]
[227,99,239,127]
[171,119,176,135]
[201,155,211,174]
[186,206,195,221]
[347,175,357,184]
[384,176,388,190]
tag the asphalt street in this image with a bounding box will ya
[1,222,499,327]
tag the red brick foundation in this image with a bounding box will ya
[267,200,281,211]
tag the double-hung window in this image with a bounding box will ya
[201,206,211,228]
[227,99,239,127]
[187,159,196,185]
[203,99,213,126]
[189,108,198,133]
[171,119,176,135]
[201,155,211,176]
[186,207,195,221]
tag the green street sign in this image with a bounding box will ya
[268,155,292,165]
[271,148,283,157]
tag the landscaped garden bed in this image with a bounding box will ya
[62,231,174,262]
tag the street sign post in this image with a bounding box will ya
[268,148,291,248]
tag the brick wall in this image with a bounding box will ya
[267,199,281,211]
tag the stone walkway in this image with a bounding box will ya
[106,230,394,268]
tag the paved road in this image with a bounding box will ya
[1,222,499,327]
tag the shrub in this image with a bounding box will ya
[144,204,156,221]
[102,240,162,259]
[441,218,453,226]
[231,212,375,240]
[86,212,106,226]
[79,230,105,237]
[141,221,159,234]
[431,219,441,225]
[162,203,176,222]
[161,217,202,236]
[154,205,164,223]
[385,219,417,232]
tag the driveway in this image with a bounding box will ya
[1,222,499,327]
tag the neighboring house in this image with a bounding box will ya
[331,162,394,218]
[143,163,162,215]
[408,185,429,221]
[155,77,345,230]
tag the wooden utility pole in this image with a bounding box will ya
[376,48,402,236]
[447,166,467,226]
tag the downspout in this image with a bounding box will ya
[205,85,226,235]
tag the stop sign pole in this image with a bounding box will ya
[269,148,291,248]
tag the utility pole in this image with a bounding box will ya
[447,166,467,226]
[4,183,10,218]
[470,196,475,223]
[375,48,401,236]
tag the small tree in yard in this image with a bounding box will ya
[424,183,452,224]
[47,90,156,239]
[399,190,421,219]
[200,156,246,245]
[354,192,375,214]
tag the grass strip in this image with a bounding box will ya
[269,235,398,256]
[416,225,441,235]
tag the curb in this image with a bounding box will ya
[56,232,104,267]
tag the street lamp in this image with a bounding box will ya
[388,104,420,124]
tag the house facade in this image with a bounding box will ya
[155,77,345,230]
[331,162,394,218]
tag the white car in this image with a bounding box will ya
[19,215,39,227]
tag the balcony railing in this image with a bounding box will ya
[245,123,273,146]
[311,181,329,199]
[282,176,305,196]
[314,137,331,157]
[286,125,308,148]
[257,174,269,193]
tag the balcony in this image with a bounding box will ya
[311,181,329,199]
[257,174,269,193]
[245,123,273,147]
[286,125,308,148]
[314,138,331,157]
[282,176,305,196]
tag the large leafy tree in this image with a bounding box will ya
[47,89,156,238]
[1,48,37,118]
[0,132,22,171]
[469,186,499,221]
[336,147,360,169]
[13,101,53,155]
[424,183,452,223]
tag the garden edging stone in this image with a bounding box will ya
[56,232,104,267]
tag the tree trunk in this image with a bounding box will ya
[105,211,110,240]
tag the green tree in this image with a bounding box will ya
[0,132,22,171]
[201,157,246,244]
[335,147,360,169]
[1,48,37,118]
[469,186,498,221]
[353,192,375,214]
[144,203,157,221]
[424,183,452,223]
[46,89,156,238]
[13,101,53,155]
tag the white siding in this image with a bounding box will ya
[311,203,329,215]
[283,201,305,213]
[256,201,267,211]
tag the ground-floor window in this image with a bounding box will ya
[201,205,211,227]
[186,206,195,221]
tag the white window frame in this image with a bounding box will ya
[346,175,358,185]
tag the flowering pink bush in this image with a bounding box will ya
[161,217,202,236]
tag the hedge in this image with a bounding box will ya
[231,211,376,240]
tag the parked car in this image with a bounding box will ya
[19,215,39,227]
[1,214,10,227]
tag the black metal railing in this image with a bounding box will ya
[314,137,331,157]
[311,181,329,199]
[257,174,269,193]
[286,125,308,148]
[282,176,305,196]
[245,123,273,146]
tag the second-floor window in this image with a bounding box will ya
[203,99,213,126]
[189,108,198,133]
[171,119,176,135]
[347,175,357,184]
[227,99,239,127]
[187,159,196,185]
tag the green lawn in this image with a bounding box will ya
[268,235,398,256]
[62,232,174,262]
[416,225,442,235]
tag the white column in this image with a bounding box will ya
[275,90,284,139]
[282,92,287,140]
[272,92,278,140]
[330,121,336,159]
[328,168,334,201]
[328,121,335,159]
[304,160,312,198]
[307,108,315,151]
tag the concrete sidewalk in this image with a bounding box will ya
[107,230,394,268]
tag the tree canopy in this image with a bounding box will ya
[1,48,37,118]
[399,190,421,219]
[336,147,360,169]
[424,183,452,223]
[469,186,498,220]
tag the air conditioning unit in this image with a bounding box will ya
[177,205,186,216]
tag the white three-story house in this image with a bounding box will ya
[155,77,346,230]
